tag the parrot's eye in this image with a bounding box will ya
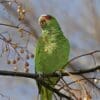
[40,19,46,27]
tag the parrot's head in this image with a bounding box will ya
[38,14,61,32]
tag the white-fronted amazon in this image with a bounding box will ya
[35,14,70,100]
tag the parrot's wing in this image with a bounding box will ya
[35,37,43,71]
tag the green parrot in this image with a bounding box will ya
[35,14,70,100]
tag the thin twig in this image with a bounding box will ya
[68,78,100,86]
[0,23,34,38]
[62,50,100,69]
[37,78,73,100]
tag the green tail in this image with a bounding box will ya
[41,86,52,100]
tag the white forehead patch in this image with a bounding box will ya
[38,14,48,22]
[40,14,48,17]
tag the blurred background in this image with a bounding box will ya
[0,0,100,100]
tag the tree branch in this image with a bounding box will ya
[37,78,74,100]
[0,66,99,99]
[62,50,100,68]
[0,66,99,78]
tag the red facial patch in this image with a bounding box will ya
[43,15,52,20]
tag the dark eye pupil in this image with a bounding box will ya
[40,20,46,26]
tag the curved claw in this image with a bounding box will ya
[37,72,43,79]
[55,69,64,78]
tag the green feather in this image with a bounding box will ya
[35,15,70,100]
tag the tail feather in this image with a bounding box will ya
[41,86,52,100]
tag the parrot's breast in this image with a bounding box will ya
[35,16,70,99]
[35,33,70,73]
[44,42,57,54]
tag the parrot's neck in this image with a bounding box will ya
[42,26,62,36]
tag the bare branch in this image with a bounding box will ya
[62,50,100,68]
[0,65,99,79]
